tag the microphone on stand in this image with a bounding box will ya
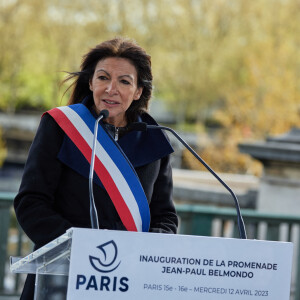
[89,109,109,229]
[130,122,247,239]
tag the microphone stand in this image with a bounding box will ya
[89,110,109,229]
[147,124,247,239]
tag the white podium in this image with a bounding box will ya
[11,228,293,300]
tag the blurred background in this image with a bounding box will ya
[1,0,300,299]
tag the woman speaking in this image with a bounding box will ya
[14,37,178,299]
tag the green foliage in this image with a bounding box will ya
[0,128,7,166]
[0,0,300,173]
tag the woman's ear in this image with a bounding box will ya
[133,87,143,100]
[89,77,94,91]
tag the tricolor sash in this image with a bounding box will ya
[47,104,150,232]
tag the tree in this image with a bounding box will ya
[0,0,300,174]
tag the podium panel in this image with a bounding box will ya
[10,231,72,300]
[11,228,293,300]
[34,274,68,300]
[68,228,292,300]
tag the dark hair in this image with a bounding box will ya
[64,37,153,123]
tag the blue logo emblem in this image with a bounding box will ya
[89,240,121,273]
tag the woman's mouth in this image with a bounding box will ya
[103,99,119,105]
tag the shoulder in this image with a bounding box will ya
[39,113,64,136]
[32,113,65,151]
[139,112,159,125]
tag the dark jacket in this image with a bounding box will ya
[14,101,178,299]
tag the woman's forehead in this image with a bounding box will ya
[94,57,137,75]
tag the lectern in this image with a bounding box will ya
[10,230,71,299]
[11,227,293,300]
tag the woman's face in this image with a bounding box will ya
[89,57,143,127]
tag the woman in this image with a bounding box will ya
[14,37,178,299]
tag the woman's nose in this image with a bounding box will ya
[105,80,118,96]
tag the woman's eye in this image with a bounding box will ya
[121,79,130,85]
[98,75,107,80]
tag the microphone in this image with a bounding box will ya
[137,122,247,239]
[89,109,109,229]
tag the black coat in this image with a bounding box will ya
[14,103,178,299]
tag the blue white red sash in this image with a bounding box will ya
[47,104,150,232]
